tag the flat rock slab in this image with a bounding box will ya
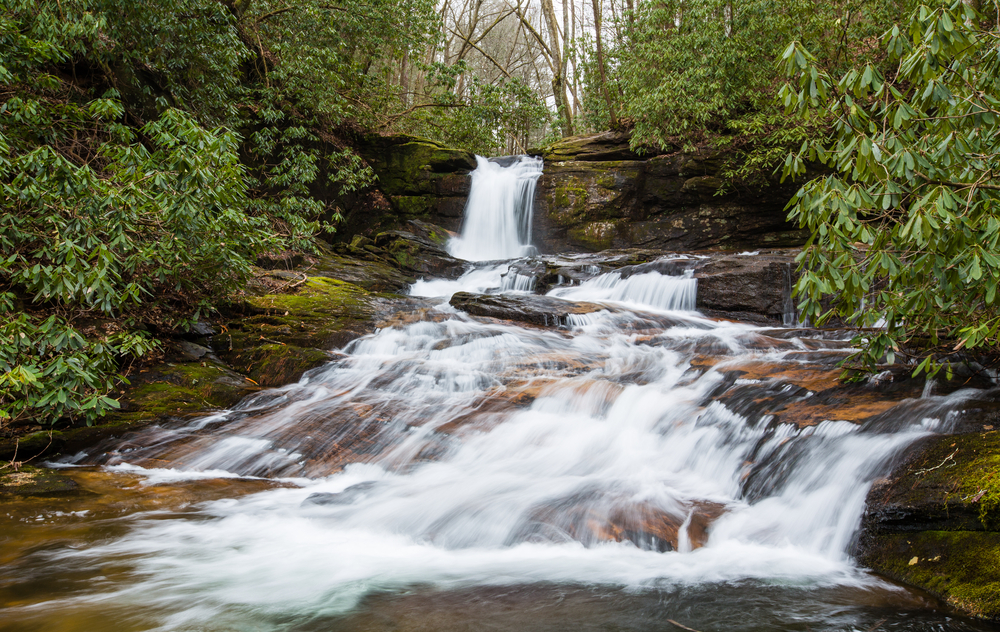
[450,292,607,328]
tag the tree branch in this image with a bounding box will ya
[447,27,512,78]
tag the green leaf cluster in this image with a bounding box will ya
[780,1,1000,376]
[0,0,285,425]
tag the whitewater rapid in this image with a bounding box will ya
[4,154,990,632]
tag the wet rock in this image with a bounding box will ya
[302,481,381,506]
[858,394,1000,619]
[0,466,81,497]
[515,488,725,552]
[449,292,605,328]
[692,252,799,325]
[311,242,416,293]
[190,321,216,337]
[373,223,466,279]
[177,341,211,361]
[614,258,697,279]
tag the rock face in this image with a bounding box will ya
[349,134,477,236]
[339,131,808,255]
[528,132,810,253]
[693,252,798,324]
[859,399,1000,620]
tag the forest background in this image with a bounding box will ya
[1,0,998,427]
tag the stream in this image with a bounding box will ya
[0,156,995,631]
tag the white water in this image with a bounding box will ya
[32,306,973,629]
[549,267,698,312]
[448,156,543,261]
[6,154,987,631]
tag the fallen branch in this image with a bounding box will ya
[913,448,958,475]
[667,620,703,632]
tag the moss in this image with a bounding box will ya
[549,185,589,226]
[887,431,1000,528]
[424,229,449,248]
[361,138,475,196]
[392,195,436,217]
[309,248,414,293]
[229,343,332,387]
[567,221,621,251]
[216,277,377,385]
[864,531,1000,619]
[108,360,258,423]
[0,465,80,497]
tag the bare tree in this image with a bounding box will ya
[591,0,617,127]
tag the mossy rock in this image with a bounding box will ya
[0,359,259,462]
[359,135,476,197]
[392,195,437,217]
[532,131,644,162]
[861,418,1000,620]
[566,220,623,251]
[0,431,68,463]
[111,359,259,423]
[867,428,1000,533]
[862,531,1000,619]
[224,343,333,388]
[308,246,415,293]
[0,465,81,497]
[215,277,380,386]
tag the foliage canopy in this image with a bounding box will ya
[781,1,1000,376]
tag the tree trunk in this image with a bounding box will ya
[592,0,618,128]
[540,0,574,136]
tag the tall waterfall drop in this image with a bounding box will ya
[447,155,543,261]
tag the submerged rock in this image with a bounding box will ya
[0,465,81,497]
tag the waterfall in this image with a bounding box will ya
[447,155,543,261]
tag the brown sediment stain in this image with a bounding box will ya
[770,394,910,428]
[435,380,558,435]
[0,468,291,567]
[720,361,844,393]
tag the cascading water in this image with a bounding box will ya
[549,267,698,312]
[1,157,994,631]
[447,155,543,261]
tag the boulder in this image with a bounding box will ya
[692,252,799,324]
[530,131,650,162]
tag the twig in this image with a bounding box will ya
[913,449,958,475]
[1,432,55,473]
[288,272,309,289]
[667,620,703,632]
